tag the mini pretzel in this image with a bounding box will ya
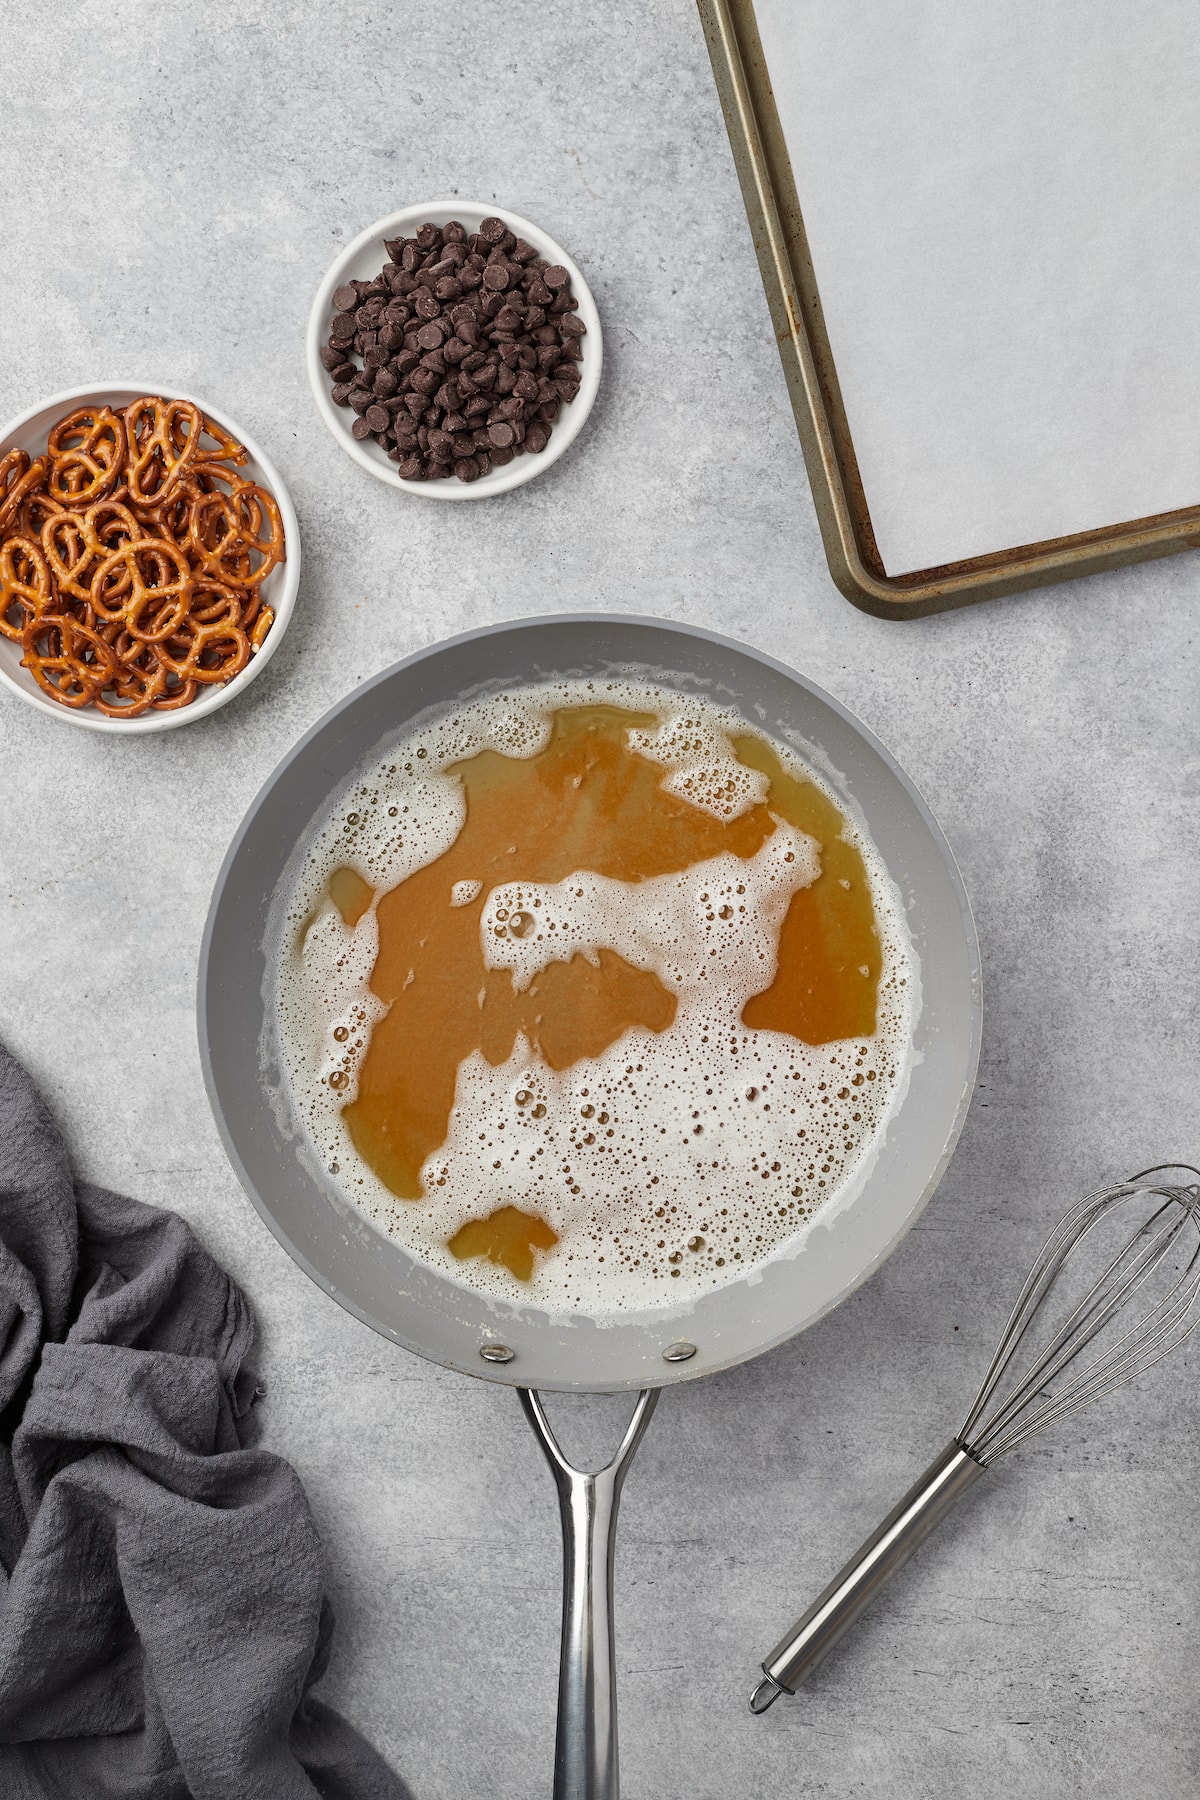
[123,396,202,506]
[0,449,29,515]
[91,537,193,640]
[250,606,275,652]
[21,611,116,708]
[0,534,53,642]
[92,645,169,719]
[190,413,248,468]
[16,487,66,538]
[188,479,285,586]
[82,498,143,556]
[46,407,126,507]
[42,513,95,601]
[156,611,250,684]
[151,676,199,711]
[0,456,49,536]
[187,575,245,624]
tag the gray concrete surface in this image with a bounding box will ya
[2,4,1198,1796]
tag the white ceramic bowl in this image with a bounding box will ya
[0,383,300,734]
[306,200,602,500]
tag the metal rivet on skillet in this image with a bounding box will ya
[662,1341,697,1363]
[479,1343,515,1364]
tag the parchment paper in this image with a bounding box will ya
[753,0,1200,575]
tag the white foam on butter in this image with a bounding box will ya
[274,679,916,1315]
[482,827,817,995]
[628,712,771,819]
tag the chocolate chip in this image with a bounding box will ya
[321,344,345,371]
[333,283,359,312]
[331,383,352,405]
[479,216,506,244]
[416,222,441,249]
[363,404,389,432]
[513,371,539,400]
[416,322,444,351]
[525,423,550,453]
[351,417,374,440]
[488,421,515,448]
[482,264,509,292]
[398,456,424,479]
[443,220,467,244]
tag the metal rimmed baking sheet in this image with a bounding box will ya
[700,0,1200,617]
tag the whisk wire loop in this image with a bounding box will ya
[961,1178,1200,1466]
[971,1202,1184,1452]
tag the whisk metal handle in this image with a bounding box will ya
[749,1441,986,1713]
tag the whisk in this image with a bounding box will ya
[749,1167,1200,1713]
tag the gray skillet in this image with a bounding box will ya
[199,613,980,1799]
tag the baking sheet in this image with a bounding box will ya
[752,0,1200,576]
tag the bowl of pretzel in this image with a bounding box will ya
[0,384,299,731]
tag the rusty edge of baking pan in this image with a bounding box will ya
[698,0,1200,620]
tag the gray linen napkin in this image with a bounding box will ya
[0,1040,411,1800]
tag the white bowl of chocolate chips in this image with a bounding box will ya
[307,200,602,499]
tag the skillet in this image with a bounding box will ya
[199,613,981,1799]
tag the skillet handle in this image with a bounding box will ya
[519,1388,660,1800]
